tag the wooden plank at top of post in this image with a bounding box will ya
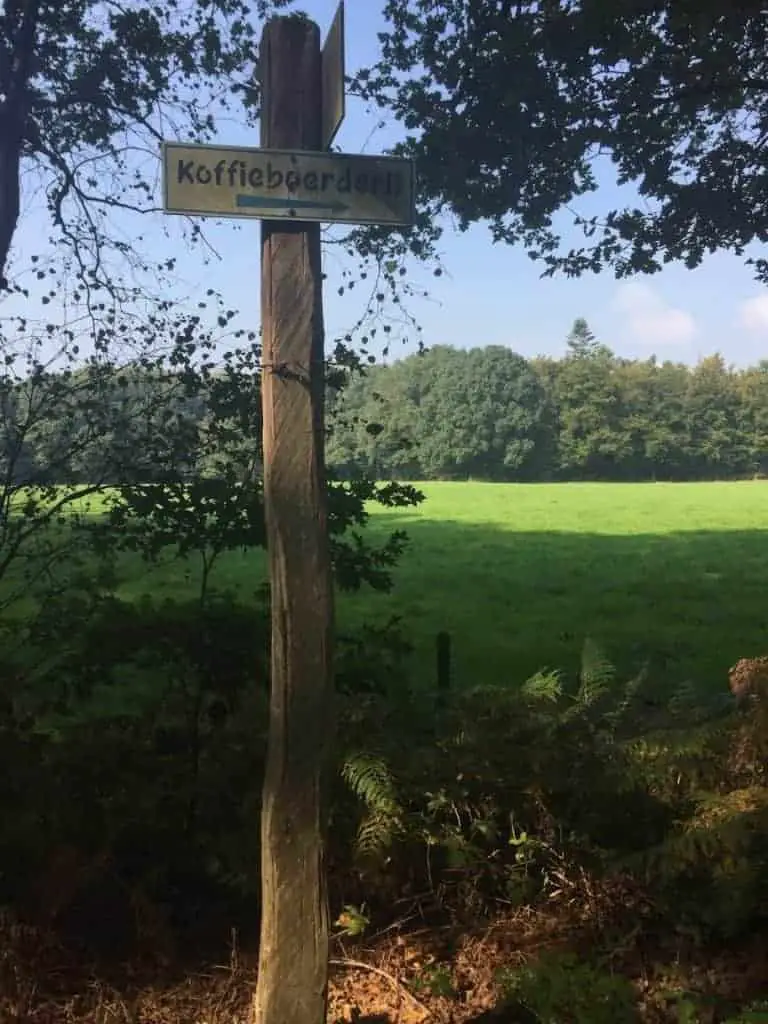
[321,0,345,148]
[251,13,334,1024]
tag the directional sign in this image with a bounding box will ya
[162,142,415,226]
[321,1,345,149]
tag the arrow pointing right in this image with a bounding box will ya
[236,194,349,213]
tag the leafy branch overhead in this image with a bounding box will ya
[354,0,768,281]
[0,0,294,286]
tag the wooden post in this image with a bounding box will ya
[252,15,334,1024]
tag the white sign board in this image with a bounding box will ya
[162,142,415,226]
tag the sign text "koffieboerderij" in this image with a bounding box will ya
[162,142,415,226]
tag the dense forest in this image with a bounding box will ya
[4,319,766,489]
[328,320,768,482]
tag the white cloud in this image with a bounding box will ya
[612,282,697,346]
[738,294,768,334]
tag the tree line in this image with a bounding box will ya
[327,320,768,483]
[2,319,766,489]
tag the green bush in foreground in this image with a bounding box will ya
[338,642,767,942]
[496,952,639,1024]
[1,584,767,1024]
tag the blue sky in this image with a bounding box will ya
[8,0,768,368]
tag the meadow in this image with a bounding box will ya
[117,480,768,695]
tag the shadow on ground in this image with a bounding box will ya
[342,519,768,695]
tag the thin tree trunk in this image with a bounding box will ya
[0,135,22,284]
[0,0,41,282]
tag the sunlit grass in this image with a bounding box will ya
[4,481,767,693]
[113,480,768,694]
[333,481,768,692]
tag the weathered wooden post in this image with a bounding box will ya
[160,5,413,1019]
[252,14,333,1024]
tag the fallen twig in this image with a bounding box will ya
[329,957,432,1020]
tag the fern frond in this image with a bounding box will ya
[632,786,768,881]
[520,669,563,705]
[341,751,402,857]
[577,637,615,707]
[341,751,399,814]
[603,664,650,734]
[355,810,401,858]
[667,678,704,718]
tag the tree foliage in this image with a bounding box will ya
[8,319,763,492]
[355,0,768,281]
[328,344,551,481]
[0,0,292,286]
[328,321,768,482]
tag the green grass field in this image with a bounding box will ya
[114,481,768,695]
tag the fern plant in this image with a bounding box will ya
[577,636,616,708]
[339,751,403,858]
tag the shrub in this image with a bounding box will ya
[496,952,639,1023]
[335,639,768,947]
